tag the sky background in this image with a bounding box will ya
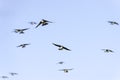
[0,0,120,80]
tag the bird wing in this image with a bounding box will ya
[59,69,65,71]
[63,46,71,51]
[24,43,30,45]
[67,68,73,70]
[36,21,42,28]
[109,50,114,52]
[108,21,112,23]
[114,22,119,25]
[52,43,61,47]
[101,49,106,51]
[22,28,29,31]
[42,22,48,26]
[17,45,22,47]
[42,19,52,23]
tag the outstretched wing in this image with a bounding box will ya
[114,22,119,25]
[59,69,65,71]
[52,43,61,47]
[36,21,42,28]
[42,19,52,23]
[22,28,29,31]
[42,22,48,26]
[63,46,71,51]
[17,44,22,47]
[108,21,114,25]
[108,21,113,23]
[24,43,30,46]
[67,68,73,70]
[109,49,114,52]
[101,49,106,51]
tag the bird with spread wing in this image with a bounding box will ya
[9,72,18,76]
[108,21,119,25]
[14,28,29,34]
[17,43,30,48]
[102,49,114,53]
[52,43,71,51]
[35,19,52,28]
[59,68,73,73]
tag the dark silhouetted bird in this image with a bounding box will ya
[52,43,71,51]
[17,43,30,48]
[9,72,18,76]
[102,49,114,53]
[29,22,37,25]
[59,68,73,73]
[35,19,52,28]
[14,28,29,34]
[57,61,64,64]
[108,21,119,25]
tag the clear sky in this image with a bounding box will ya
[0,0,120,80]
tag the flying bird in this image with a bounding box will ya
[52,43,71,51]
[57,61,64,64]
[9,72,18,76]
[35,19,52,28]
[29,22,37,25]
[59,68,73,73]
[108,21,119,25]
[17,43,30,48]
[102,49,114,53]
[1,76,8,79]
[14,28,29,34]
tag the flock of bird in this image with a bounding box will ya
[1,20,117,78]
[14,20,118,73]
[13,19,73,73]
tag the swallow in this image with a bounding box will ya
[17,43,30,48]
[52,43,71,51]
[1,76,8,79]
[57,61,64,64]
[102,49,114,53]
[59,68,73,73]
[108,21,119,25]
[14,28,29,34]
[35,19,52,28]
[29,22,37,25]
[9,72,18,76]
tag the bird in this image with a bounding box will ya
[102,49,114,53]
[59,68,73,73]
[14,28,29,34]
[17,43,30,48]
[1,76,8,79]
[9,72,18,76]
[108,21,119,25]
[52,43,71,51]
[57,61,64,64]
[35,19,52,28]
[29,22,37,25]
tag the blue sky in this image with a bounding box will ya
[0,0,120,80]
